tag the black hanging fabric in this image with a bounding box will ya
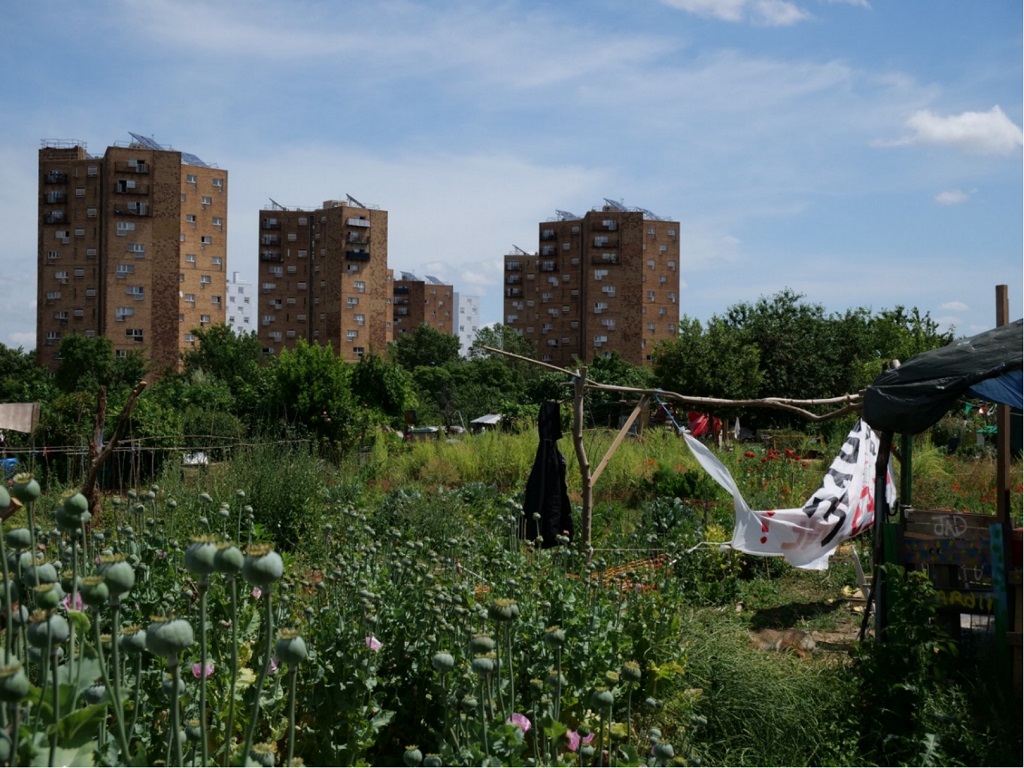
[521,401,574,548]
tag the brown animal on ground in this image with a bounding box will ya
[751,628,816,658]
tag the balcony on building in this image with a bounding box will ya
[114,204,150,217]
[505,287,523,298]
[346,217,370,228]
[540,229,556,240]
[506,274,521,284]
[539,261,557,272]
[114,182,150,195]
[45,171,67,184]
[260,250,281,262]
[346,249,370,261]
[44,191,67,204]
[114,161,150,174]
[261,234,280,246]
[347,232,369,244]
[505,260,522,271]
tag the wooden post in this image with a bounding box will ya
[571,368,593,553]
[993,285,1019,687]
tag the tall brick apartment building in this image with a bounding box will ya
[37,133,228,373]
[503,201,680,367]
[256,197,392,360]
[393,273,454,337]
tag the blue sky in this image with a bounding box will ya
[1,0,1020,351]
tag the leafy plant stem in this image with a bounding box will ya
[94,607,131,762]
[286,665,298,768]
[198,579,210,768]
[169,656,184,768]
[241,589,274,764]
[222,576,239,767]
[48,649,59,768]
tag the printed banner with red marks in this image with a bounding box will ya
[683,419,896,571]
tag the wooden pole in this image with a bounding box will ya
[571,368,593,553]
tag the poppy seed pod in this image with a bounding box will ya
[543,626,566,648]
[468,633,495,654]
[11,474,41,504]
[62,492,90,518]
[431,652,455,673]
[403,746,423,766]
[119,626,148,657]
[214,542,244,575]
[0,662,30,702]
[97,555,135,596]
[590,687,614,709]
[184,535,218,576]
[33,583,62,610]
[275,628,308,666]
[0,485,9,511]
[242,544,284,587]
[27,610,71,649]
[471,654,496,676]
[81,575,109,607]
[488,598,519,622]
[146,617,194,658]
[4,528,32,551]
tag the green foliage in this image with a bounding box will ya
[350,351,417,426]
[851,565,967,766]
[653,315,762,401]
[54,333,147,396]
[269,340,361,447]
[0,343,54,403]
[391,323,462,371]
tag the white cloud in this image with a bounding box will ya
[939,301,969,312]
[880,106,1023,155]
[934,189,970,206]
[662,0,810,25]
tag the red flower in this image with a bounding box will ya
[744,451,756,459]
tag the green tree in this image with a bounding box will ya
[268,340,360,447]
[0,343,54,403]
[350,352,416,426]
[722,289,847,402]
[181,324,266,417]
[390,324,461,371]
[652,316,762,401]
[469,324,535,360]
[54,334,146,396]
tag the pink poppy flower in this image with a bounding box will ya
[192,662,215,679]
[565,730,595,752]
[62,593,83,611]
[365,635,382,652]
[507,712,531,733]
[267,657,279,675]
[251,586,262,599]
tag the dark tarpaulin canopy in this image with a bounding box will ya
[863,319,1024,435]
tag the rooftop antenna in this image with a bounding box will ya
[346,193,367,208]
[555,209,580,220]
[509,245,530,256]
[603,198,628,212]
[267,198,286,211]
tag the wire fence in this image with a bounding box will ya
[2,436,319,491]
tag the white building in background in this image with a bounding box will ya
[226,272,255,335]
[454,292,480,356]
